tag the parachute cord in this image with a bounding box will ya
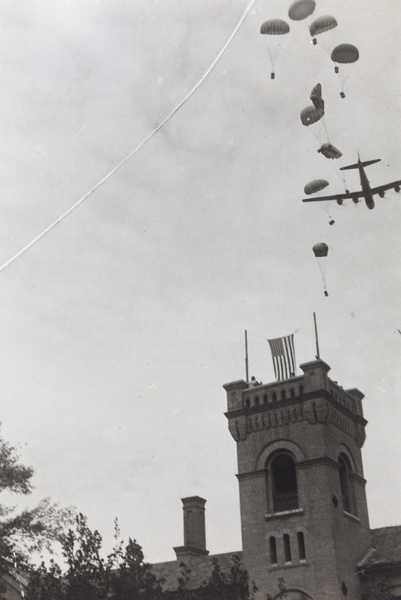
[267,48,276,77]
[321,117,331,144]
[329,160,348,191]
[341,169,348,190]
[319,203,333,223]
[339,72,350,95]
[317,257,327,291]
[0,0,256,274]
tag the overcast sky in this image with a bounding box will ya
[0,0,400,565]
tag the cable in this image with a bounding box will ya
[247,314,314,340]
[0,0,256,274]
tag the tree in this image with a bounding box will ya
[24,560,65,600]
[266,578,288,600]
[361,573,394,600]
[26,514,164,600]
[0,428,75,583]
[201,555,256,600]
[165,555,256,600]
[108,536,162,600]
[62,513,109,600]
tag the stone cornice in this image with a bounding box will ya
[173,546,209,557]
[236,468,266,481]
[296,456,340,470]
[350,472,367,486]
[225,388,367,427]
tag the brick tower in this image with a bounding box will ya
[224,359,371,600]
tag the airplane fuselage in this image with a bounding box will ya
[358,161,375,209]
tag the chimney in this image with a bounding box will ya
[173,496,209,558]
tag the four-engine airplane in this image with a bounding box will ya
[302,156,401,209]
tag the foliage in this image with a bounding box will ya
[361,573,394,600]
[165,554,256,600]
[0,429,75,576]
[26,514,163,600]
[266,578,287,600]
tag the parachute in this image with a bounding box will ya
[288,0,316,21]
[260,19,290,79]
[300,105,324,126]
[310,83,324,111]
[304,179,329,195]
[313,242,328,257]
[312,243,329,296]
[331,44,360,96]
[309,15,337,44]
[260,19,290,35]
[318,143,342,159]
[331,43,359,65]
[301,105,329,147]
[304,180,335,225]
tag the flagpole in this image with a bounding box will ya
[313,312,320,359]
[245,330,249,384]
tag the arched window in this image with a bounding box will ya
[284,534,291,562]
[254,396,259,406]
[272,391,277,402]
[271,453,299,512]
[281,390,286,401]
[297,532,306,560]
[245,398,250,408]
[263,394,268,404]
[290,387,295,398]
[299,385,304,396]
[269,536,277,564]
[338,454,353,513]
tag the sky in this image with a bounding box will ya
[0,0,400,565]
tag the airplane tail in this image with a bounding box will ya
[340,158,381,171]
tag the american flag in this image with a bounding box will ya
[267,334,296,381]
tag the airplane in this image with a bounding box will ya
[302,156,401,209]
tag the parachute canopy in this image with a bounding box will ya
[309,15,337,38]
[318,143,342,159]
[304,179,329,195]
[312,243,329,258]
[300,105,324,126]
[313,244,329,295]
[288,0,316,21]
[331,43,359,64]
[310,83,324,110]
[260,19,290,35]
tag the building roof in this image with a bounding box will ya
[358,526,401,574]
[151,551,243,591]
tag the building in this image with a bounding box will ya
[153,358,401,599]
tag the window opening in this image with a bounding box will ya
[271,453,299,512]
[284,534,291,562]
[269,536,277,564]
[339,455,352,513]
[297,531,306,560]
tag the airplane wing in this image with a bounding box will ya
[302,190,364,203]
[370,180,401,196]
[302,179,401,203]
